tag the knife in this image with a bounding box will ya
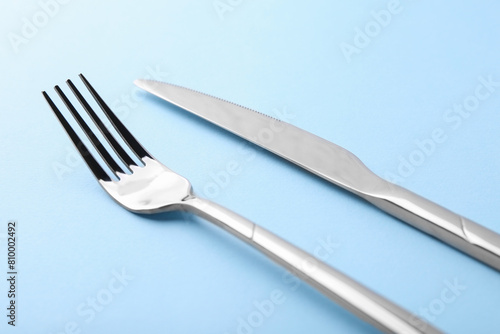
[135,79,500,272]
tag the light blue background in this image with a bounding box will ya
[1,0,499,333]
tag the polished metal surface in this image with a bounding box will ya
[42,75,442,334]
[135,79,500,272]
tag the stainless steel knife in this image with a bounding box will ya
[135,79,500,272]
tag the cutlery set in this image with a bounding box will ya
[42,74,500,333]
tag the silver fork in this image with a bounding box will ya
[42,74,441,334]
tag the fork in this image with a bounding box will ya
[42,74,441,334]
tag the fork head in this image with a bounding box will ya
[43,74,193,213]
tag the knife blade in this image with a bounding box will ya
[135,79,500,272]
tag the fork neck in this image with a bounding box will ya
[181,195,256,242]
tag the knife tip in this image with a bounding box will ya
[134,79,147,88]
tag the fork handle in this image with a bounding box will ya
[183,195,442,334]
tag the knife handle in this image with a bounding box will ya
[362,180,500,271]
[183,195,442,334]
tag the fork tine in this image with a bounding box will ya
[79,74,152,160]
[54,85,125,175]
[42,91,112,182]
[66,79,139,167]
